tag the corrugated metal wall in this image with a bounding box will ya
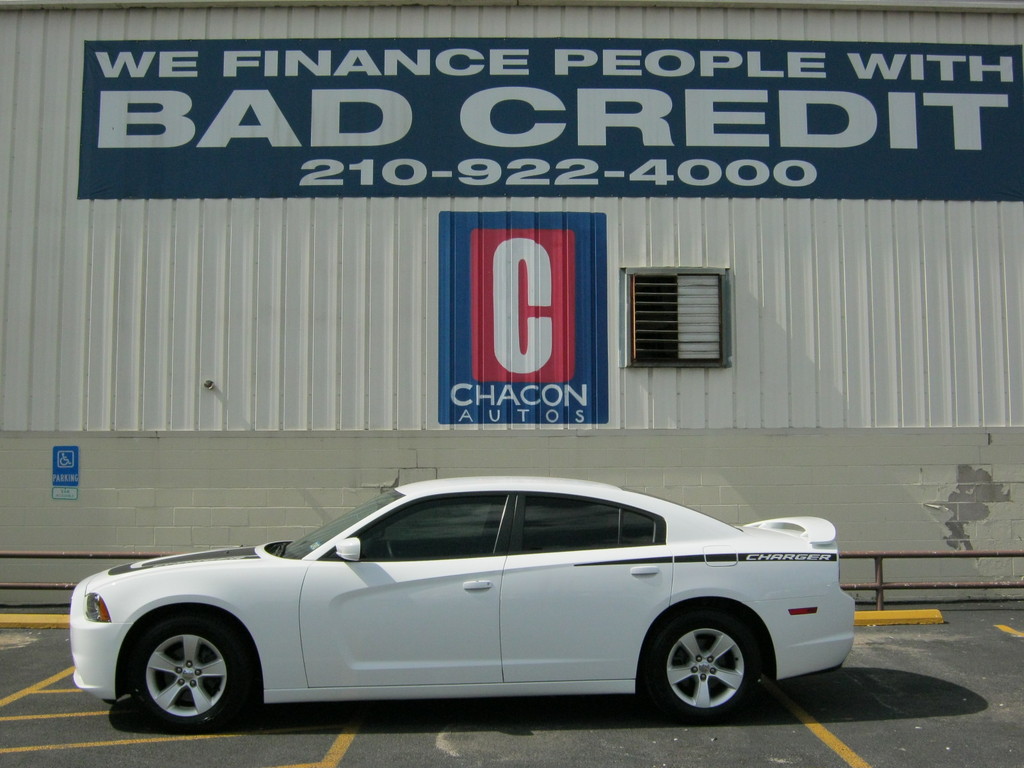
[2,4,1023,431]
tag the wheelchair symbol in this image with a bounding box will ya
[57,450,75,469]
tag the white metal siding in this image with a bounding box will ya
[2,5,1024,431]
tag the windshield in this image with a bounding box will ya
[280,489,402,559]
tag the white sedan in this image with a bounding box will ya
[70,476,854,731]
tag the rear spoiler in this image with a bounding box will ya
[743,517,837,548]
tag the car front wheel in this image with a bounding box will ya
[643,609,761,722]
[127,614,254,731]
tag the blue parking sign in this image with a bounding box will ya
[52,446,80,487]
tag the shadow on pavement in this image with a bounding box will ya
[107,666,986,736]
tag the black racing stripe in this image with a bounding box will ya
[573,556,674,567]
[107,547,259,575]
[675,554,702,563]
[675,554,731,564]
[705,553,739,563]
[675,552,838,563]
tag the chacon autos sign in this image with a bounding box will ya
[438,212,608,425]
[79,38,1024,201]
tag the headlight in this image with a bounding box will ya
[84,592,111,623]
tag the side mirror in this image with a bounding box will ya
[336,537,361,562]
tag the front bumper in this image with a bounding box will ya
[69,581,129,701]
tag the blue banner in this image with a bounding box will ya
[79,38,1024,201]
[438,212,608,425]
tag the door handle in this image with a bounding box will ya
[630,566,660,577]
[463,580,494,591]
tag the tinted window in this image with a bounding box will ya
[520,496,658,553]
[282,489,401,559]
[359,495,507,561]
[621,510,657,545]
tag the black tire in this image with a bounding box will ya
[643,609,761,723]
[127,614,255,732]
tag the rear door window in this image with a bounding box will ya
[517,496,662,554]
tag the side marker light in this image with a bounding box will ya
[788,607,819,616]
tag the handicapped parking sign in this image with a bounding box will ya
[52,445,80,499]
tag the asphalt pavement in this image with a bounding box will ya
[2,602,1022,768]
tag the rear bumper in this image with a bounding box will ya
[760,591,856,680]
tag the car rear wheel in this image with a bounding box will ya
[643,609,761,722]
[127,614,254,731]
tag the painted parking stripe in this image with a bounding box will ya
[0,711,108,722]
[996,624,1024,637]
[0,664,361,767]
[0,722,361,765]
[0,732,238,755]
[252,717,361,768]
[0,666,75,708]
[272,720,362,768]
[763,678,873,768]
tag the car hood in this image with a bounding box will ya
[106,547,260,576]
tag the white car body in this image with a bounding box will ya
[70,477,854,728]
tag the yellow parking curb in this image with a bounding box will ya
[855,609,944,626]
[0,614,69,629]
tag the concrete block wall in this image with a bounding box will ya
[1,429,1022,604]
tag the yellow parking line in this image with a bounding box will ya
[271,717,361,768]
[0,667,75,708]
[0,664,360,766]
[318,721,361,767]
[996,625,1024,637]
[0,711,108,722]
[0,732,236,755]
[764,679,873,768]
[0,718,362,763]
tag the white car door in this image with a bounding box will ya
[299,494,509,688]
[500,495,672,683]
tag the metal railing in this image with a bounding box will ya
[2,549,1023,611]
[840,550,1024,610]
[0,551,177,591]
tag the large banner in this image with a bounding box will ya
[80,38,1023,201]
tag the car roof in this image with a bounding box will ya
[391,476,741,541]
[394,476,681,513]
[396,476,619,496]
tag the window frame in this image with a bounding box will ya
[508,492,667,555]
[353,492,514,562]
[621,267,732,368]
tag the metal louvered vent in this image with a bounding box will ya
[629,270,728,367]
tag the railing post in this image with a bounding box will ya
[875,555,884,611]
